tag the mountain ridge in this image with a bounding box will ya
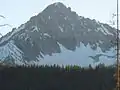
[0,2,118,66]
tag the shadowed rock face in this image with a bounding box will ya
[0,2,118,65]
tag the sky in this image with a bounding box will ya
[0,0,118,35]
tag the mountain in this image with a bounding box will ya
[0,2,118,67]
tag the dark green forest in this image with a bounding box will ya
[0,64,116,90]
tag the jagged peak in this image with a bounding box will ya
[43,2,67,12]
[52,2,66,7]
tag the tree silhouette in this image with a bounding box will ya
[0,64,116,90]
[0,15,12,36]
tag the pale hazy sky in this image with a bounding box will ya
[0,0,118,35]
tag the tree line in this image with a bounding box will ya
[0,64,116,90]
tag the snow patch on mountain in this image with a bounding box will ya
[36,42,115,67]
[0,40,24,63]
[48,16,51,20]
[101,25,113,35]
[44,33,51,37]
[58,26,64,32]
[31,26,39,32]
[0,24,25,44]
